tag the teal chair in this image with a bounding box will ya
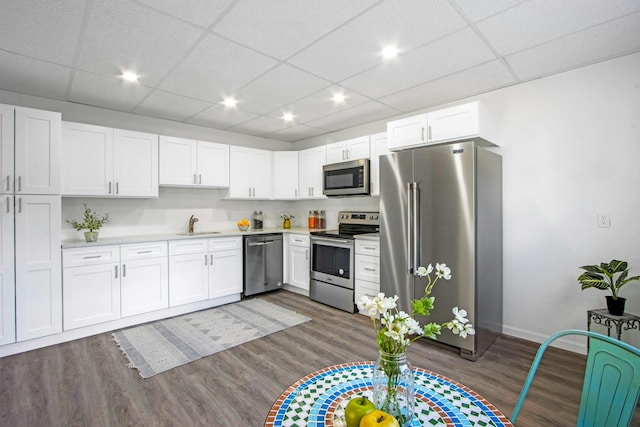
[511,329,640,426]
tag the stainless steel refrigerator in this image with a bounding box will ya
[379,140,502,360]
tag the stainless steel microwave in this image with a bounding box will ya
[322,158,370,196]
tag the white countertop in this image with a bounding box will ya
[61,227,318,249]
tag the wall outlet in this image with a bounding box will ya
[597,213,611,228]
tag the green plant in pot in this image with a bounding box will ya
[67,204,109,243]
[578,259,640,315]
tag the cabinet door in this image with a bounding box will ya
[158,136,197,186]
[0,104,14,195]
[14,107,61,194]
[121,257,169,317]
[345,136,370,161]
[209,249,242,299]
[298,146,326,199]
[61,122,114,196]
[168,252,208,306]
[197,141,229,187]
[369,132,389,196]
[325,141,347,164]
[289,244,310,291]
[427,102,479,143]
[228,146,253,198]
[386,113,428,150]
[273,151,299,199]
[63,262,120,330]
[113,129,158,197]
[0,195,15,345]
[355,253,380,284]
[15,195,62,341]
[250,148,273,199]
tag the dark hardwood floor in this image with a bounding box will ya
[1,290,638,426]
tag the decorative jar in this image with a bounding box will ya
[372,351,415,426]
[283,218,291,229]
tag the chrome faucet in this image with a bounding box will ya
[188,215,198,233]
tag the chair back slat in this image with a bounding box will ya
[578,337,640,427]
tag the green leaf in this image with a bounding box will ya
[423,323,442,339]
[609,260,628,273]
[580,265,604,274]
[412,297,435,317]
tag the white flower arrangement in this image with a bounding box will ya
[357,263,475,355]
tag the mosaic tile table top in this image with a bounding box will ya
[264,361,513,427]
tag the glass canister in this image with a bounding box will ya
[318,210,326,229]
[252,211,263,230]
[308,210,316,229]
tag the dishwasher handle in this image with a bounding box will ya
[247,239,278,247]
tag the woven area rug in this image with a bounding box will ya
[112,298,310,378]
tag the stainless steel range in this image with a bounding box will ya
[309,211,380,313]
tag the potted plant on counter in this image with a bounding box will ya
[67,204,110,243]
[578,259,640,315]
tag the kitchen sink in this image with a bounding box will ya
[176,231,221,236]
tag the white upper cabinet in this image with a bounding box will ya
[326,136,370,164]
[0,105,60,195]
[0,105,14,195]
[387,101,498,150]
[298,145,326,199]
[62,122,158,197]
[273,151,299,199]
[369,132,389,197]
[228,146,272,199]
[159,136,229,188]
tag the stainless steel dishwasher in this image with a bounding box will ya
[243,233,283,296]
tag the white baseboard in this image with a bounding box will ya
[502,324,587,355]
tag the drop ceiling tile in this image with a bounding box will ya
[159,34,278,103]
[341,28,495,99]
[134,90,212,121]
[0,0,86,66]
[450,0,527,22]
[268,125,329,143]
[76,0,204,86]
[68,70,152,111]
[235,64,331,115]
[476,0,640,55]
[185,105,258,129]
[288,0,466,82]
[272,86,370,124]
[306,101,401,132]
[212,0,378,60]
[380,60,516,112]
[228,115,293,135]
[134,0,234,28]
[506,12,640,81]
[0,52,71,100]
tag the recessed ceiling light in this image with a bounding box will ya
[222,97,238,108]
[282,112,295,122]
[121,71,139,82]
[332,93,346,104]
[381,46,399,60]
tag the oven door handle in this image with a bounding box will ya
[310,236,353,246]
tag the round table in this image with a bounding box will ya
[265,362,513,427]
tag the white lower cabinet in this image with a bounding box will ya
[169,237,243,306]
[285,234,310,292]
[208,237,242,299]
[15,195,62,341]
[120,242,169,317]
[354,239,380,316]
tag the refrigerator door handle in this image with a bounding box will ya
[407,182,420,273]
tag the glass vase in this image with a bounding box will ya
[283,218,291,229]
[372,351,415,426]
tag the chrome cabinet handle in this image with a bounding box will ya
[17,197,21,213]
[115,265,118,278]
[210,254,213,264]
[364,267,376,272]
[116,182,119,194]
[137,250,152,254]
[17,176,21,192]
[109,181,112,194]
[123,264,127,277]
[295,188,298,198]
[427,125,432,141]
[305,249,309,260]
[248,187,252,197]
[346,149,350,159]
[5,175,9,192]
[5,196,10,213]
[83,255,102,259]
[199,174,202,184]
[204,254,208,265]
[194,174,197,184]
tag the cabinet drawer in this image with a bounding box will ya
[63,245,120,267]
[208,236,241,252]
[355,254,380,283]
[121,241,167,261]
[355,280,380,316]
[355,239,380,256]
[289,234,309,247]
[169,239,208,255]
